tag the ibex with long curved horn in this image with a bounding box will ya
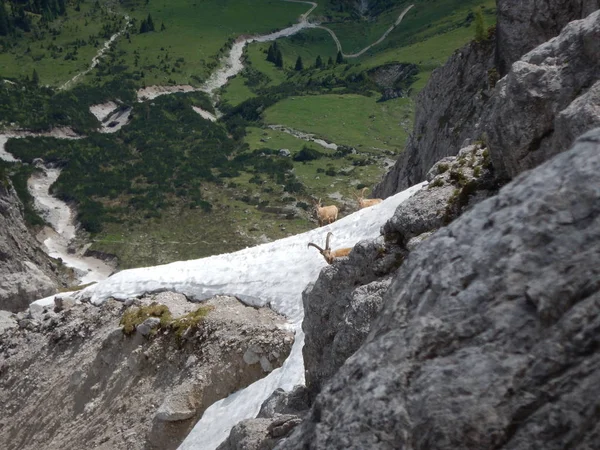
[307,232,352,264]
[354,187,383,209]
[313,198,339,226]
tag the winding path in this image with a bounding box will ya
[317,4,414,58]
[60,15,131,90]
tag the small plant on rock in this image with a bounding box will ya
[120,302,172,335]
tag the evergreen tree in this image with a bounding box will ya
[139,19,148,33]
[147,14,155,31]
[327,56,333,66]
[294,55,303,71]
[160,21,165,31]
[336,50,344,64]
[315,55,323,68]
[31,69,39,85]
[58,0,66,15]
[266,44,275,63]
[0,1,9,36]
[275,49,283,68]
[474,7,486,42]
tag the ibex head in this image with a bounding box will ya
[308,232,351,264]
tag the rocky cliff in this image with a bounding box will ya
[279,127,600,449]
[485,10,600,180]
[0,179,59,312]
[495,0,600,75]
[0,292,293,450]
[374,0,599,196]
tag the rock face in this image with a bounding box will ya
[0,181,58,312]
[373,37,496,197]
[0,293,293,450]
[303,144,496,400]
[485,10,600,180]
[278,129,600,449]
[495,0,600,75]
[374,0,600,197]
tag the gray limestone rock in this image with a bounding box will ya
[0,310,17,334]
[136,316,161,336]
[257,386,310,419]
[495,0,600,75]
[277,129,600,450]
[0,182,58,312]
[304,145,495,401]
[0,294,293,450]
[486,10,600,180]
[217,386,310,450]
[383,144,495,246]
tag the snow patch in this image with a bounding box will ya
[33,182,424,449]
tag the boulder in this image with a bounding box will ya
[217,386,310,450]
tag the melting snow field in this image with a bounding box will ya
[32,181,424,449]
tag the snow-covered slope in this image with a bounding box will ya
[33,182,424,449]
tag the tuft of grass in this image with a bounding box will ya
[429,178,444,188]
[437,163,449,174]
[169,305,214,338]
[120,302,172,335]
[120,302,214,338]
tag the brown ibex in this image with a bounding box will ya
[354,187,383,209]
[313,198,339,226]
[307,232,352,264]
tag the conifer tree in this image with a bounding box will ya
[327,56,333,66]
[336,50,344,64]
[315,55,323,68]
[0,1,9,36]
[147,14,154,31]
[160,21,165,31]
[31,69,39,85]
[266,44,275,63]
[294,55,303,71]
[474,7,486,42]
[139,19,148,33]
[275,49,283,68]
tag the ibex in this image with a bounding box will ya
[307,232,352,264]
[354,187,383,209]
[313,198,339,226]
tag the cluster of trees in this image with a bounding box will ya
[0,77,137,132]
[266,41,283,68]
[0,0,67,35]
[271,51,343,72]
[139,13,154,33]
[6,93,229,232]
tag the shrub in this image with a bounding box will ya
[293,146,323,162]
